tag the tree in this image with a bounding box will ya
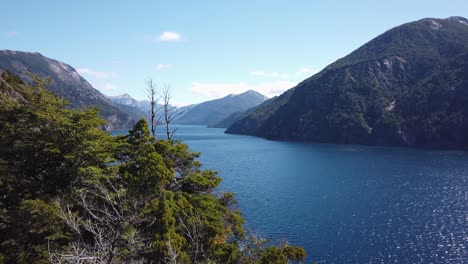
[259,247,288,264]
[283,245,307,263]
[0,72,115,263]
[146,78,159,139]
[0,72,307,263]
[51,176,153,263]
[161,85,183,140]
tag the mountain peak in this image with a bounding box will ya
[173,90,268,126]
[420,18,443,30]
[225,90,267,100]
[241,89,261,95]
[235,90,268,100]
[418,16,468,30]
[0,50,42,56]
[110,93,133,99]
[446,16,468,25]
[0,50,141,130]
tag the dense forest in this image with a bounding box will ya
[0,71,305,263]
[227,17,468,150]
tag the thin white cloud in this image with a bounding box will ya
[77,68,116,79]
[154,31,182,42]
[188,66,319,102]
[250,70,289,79]
[156,64,172,71]
[251,70,267,76]
[101,83,119,91]
[297,67,318,75]
[171,101,192,107]
[190,80,296,98]
[4,31,19,39]
[251,66,319,80]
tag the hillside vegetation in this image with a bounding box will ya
[0,72,305,263]
[0,50,142,130]
[227,17,468,149]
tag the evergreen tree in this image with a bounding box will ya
[0,72,306,263]
[0,72,115,263]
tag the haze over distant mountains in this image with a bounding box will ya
[107,91,267,128]
[227,17,468,149]
[0,50,267,130]
[107,93,152,113]
[173,90,268,126]
[2,16,467,149]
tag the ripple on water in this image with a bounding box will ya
[113,126,468,263]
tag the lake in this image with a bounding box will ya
[114,125,468,263]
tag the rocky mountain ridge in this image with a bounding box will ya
[0,50,141,130]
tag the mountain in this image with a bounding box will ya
[210,111,245,128]
[173,104,198,119]
[227,17,468,149]
[173,90,268,126]
[0,50,142,130]
[107,93,152,113]
[209,94,282,128]
[108,93,189,123]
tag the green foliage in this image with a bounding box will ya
[117,118,173,194]
[180,170,222,193]
[154,139,201,178]
[0,51,143,130]
[0,72,306,263]
[0,72,115,263]
[259,246,288,264]
[283,245,307,263]
[0,72,113,202]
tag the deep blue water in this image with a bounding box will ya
[114,125,468,263]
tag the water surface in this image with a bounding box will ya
[115,125,468,263]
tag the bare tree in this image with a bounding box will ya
[177,213,206,263]
[163,239,180,264]
[50,179,153,264]
[146,78,159,139]
[161,85,183,140]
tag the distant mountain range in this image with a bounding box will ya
[0,50,268,130]
[227,17,468,149]
[107,93,152,113]
[173,90,268,126]
[107,94,201,123]
[0,50,141,130]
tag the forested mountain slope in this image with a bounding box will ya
[227,17,468,149]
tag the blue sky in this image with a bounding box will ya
[2,0,468,105]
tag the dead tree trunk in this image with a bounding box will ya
[146,79,158,139]
[162,85,183,140]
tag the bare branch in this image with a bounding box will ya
[177,212,206,262]
[162,84,184,140]
[50,180,154,263]
[146,78,159,139]
[163,239,180,264]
